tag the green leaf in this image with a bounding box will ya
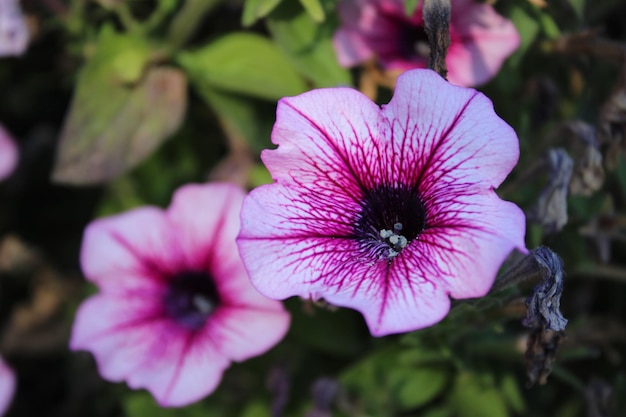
[536,8,560,40]
[240,401,272,417]
[124,392,213,417]
[287,299,367,356]
[178,32,306,100]
[249,163,273,187]
[194,86,274,152]
[567,0,585,21]
[53,29,186,185]
[267,5,352,88]
[500,374,525,414]
[242,0,284,26]
[404,0,421,16]
[391,366,449,410]
[341,347,451,414]
[507,3,540,67]
[422,406,453,417]
[449,372,510,417]
[299,0,325,22]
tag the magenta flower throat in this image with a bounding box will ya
[237,69,527,337]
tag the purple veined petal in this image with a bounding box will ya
[264,87,388,191]
[0,124,18,181]
[70,294,231,407]
[0,356,15,416]
[383,70,519,193]
[0,0,29,57]
[80,207,184,295]
[238,68,527,336]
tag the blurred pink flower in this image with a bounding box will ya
[0,124,18,181]
[333,0,520,86]
[237,69,526,336]
[70,183,290,407]
[0,356,15,416]
[0,0,29,57]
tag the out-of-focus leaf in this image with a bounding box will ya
[178,32,306,100]
[391,366,449,410]
[341,346,450,414]
[91,25,152,84]
[267,5,351,88]
[567,0,585,21]
[536,8,560,40]
[422,406,453,417]
[249,163,273,187]
[193,86,274,152]
[242,0,284,26]
[405,0,421,16]
[501,374,526,413]
[240,401,272,417]
[287,299,367,356]
[449,372,509,417]
[507,3,540,67]
[299,0,325,22]
[124,392,212,417]
[53,66,187,185]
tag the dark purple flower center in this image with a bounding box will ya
[354,185,426,259]
[164,271,220,330]
[400,23,430,61]
[380,10,430,61]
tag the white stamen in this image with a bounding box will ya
[389,235,399,245]
[192,295,214,314]
[393,222,403,232]
[380,229,393,239]
[414,41,430,58]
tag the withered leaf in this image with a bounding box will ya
[530,148,574,233]
[53,29,186,185]
[53,67,186,185]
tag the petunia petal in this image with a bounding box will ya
[207,307,291,362]
[0,356,15,416]
[446,0,521,87]
[0,124,18,181]
[166,183,245,272]
[420,189,528,298]
[70,294,230,407]
[333,28,374,68]
[265,87,386,191]
[80,208,182,294]
[383,70,519,192]
[0,0,29,58]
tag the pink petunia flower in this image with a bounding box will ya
[70,183,291,407]
[237,69,527,337]
[333,0,520,87]
[0,0,29,57]
[0,356,15,416]
[0,124,18,181]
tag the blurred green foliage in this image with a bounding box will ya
[1,0,626,416]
